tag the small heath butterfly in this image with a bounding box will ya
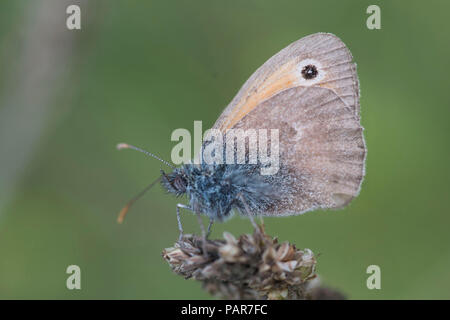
[117,33,366,240]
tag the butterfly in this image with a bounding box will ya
[117,33,366,241]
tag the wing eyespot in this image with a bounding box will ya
[301,64,318,80]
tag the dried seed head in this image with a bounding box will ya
[162,225,343,300]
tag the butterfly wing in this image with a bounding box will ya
[210,33,365,215]
[231,85,365,215]
[213,33,360,132]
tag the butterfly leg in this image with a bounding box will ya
[248,214,260,231]
[196,213,208,257]
[259,216,265,227]
[176,203,191,241]
[206,218,214,238]
[236,193,260,232]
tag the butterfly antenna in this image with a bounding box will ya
[117,143,175,169]
[117,176,162,224]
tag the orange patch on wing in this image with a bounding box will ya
[221,65,298,130]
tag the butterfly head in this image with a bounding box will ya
[161,168,188,197]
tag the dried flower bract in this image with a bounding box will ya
[163,225,344,300]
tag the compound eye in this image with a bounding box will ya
[173,176,187,193]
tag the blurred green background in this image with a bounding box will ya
[0,0,449,299]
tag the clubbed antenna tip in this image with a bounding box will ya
[116,143,130,150]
